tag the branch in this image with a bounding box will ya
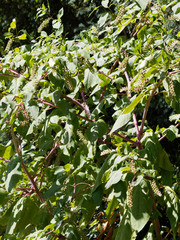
[76,114,94,123]
[139,79,163,138]
[10,126,53,215]
[122,64,142,147]
[81,88,90,116]
[0,66,30,81]
[61,94,87,112]
[99,58,119,103]
[99,86,107,102]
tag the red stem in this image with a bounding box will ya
[80,88,90,116]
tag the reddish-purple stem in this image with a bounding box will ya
[0,157,10,162]
[80,88,90,116]
[159,122,180,142]
[61,93,87,112]
[99,86,107,102]
[11,126,53,215]
[112,132,139,147]
[169,70,180,75]
[0,66,29,80]
[123,65,141,145]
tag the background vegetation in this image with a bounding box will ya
[0,0,180,239]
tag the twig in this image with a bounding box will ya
[38,140,61,187]
[159,122,180,142]
[99,86,107,102]
[61,94,87,112]
[76,114,94,123]
[99,58,119,103]
[169,70,180,75]
[0,157,10,162]
[0,73,17,78]
[112,132,139,146]
[97,71,114,81]
[133,22,147,37]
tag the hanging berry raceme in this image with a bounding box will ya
[150,180,162,197]
[127,184,133,208]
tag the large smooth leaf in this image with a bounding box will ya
[6,197,40,238]
[92,152,117,193]
[164,186,179,234]
[115,210,133,240]
[135,0,150,10]
[5,156,22,192]
[123,92,145,114]
[105,196,119,219]
[130,183,152,232]
[110,112,131,134]
[85,119,107,142]
[79,194,96,229]
[105,169,123,189]
[83,69,101,89]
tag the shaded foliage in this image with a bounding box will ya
[0,0,180,239]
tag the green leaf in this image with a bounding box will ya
[18,33,27,40]
[159,149,174,171]
[110,112,131,134]
[165,125,179,141]
[130,183,153,232]
[92,152,116,193]
[98,13,109,27]
[10,20,16,29]
[85,119,107,142]
[115,211,133,240]
[135,0,150,10]
[0,189,9,205]
[6,197,40,238]
[105,196,118,219]
[102,0,109,8]
[64,163,71,172]
[3,145,13,159]
[4,32,13,38]
[105,169,123,189]
[79,194,96,229]
[83,69,101,89]
[5,156,22,192]
[164,186,179,234]
[123,92,145,114]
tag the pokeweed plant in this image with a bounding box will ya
[0,0,180,239]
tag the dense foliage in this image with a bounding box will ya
[0,0,180,239]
